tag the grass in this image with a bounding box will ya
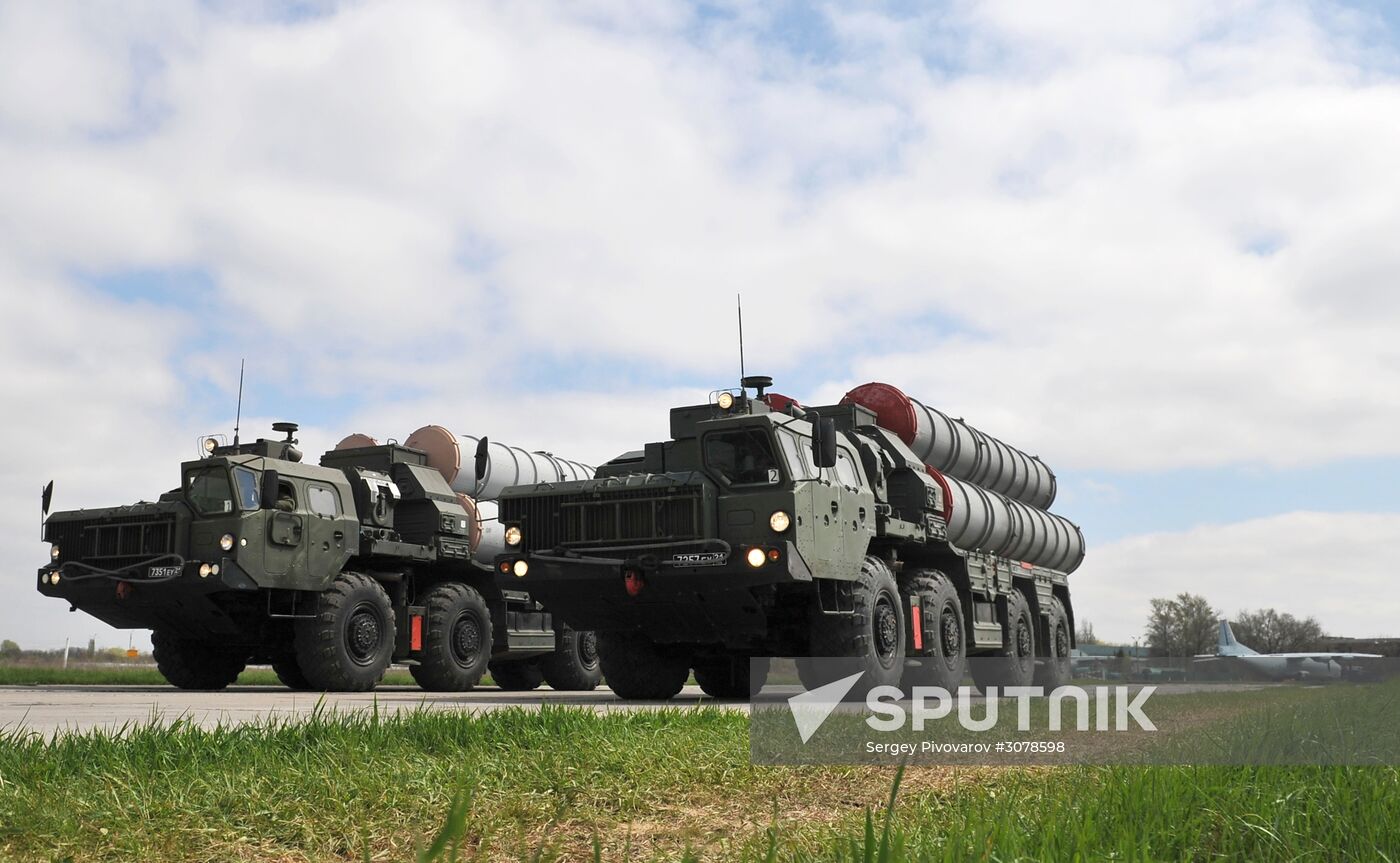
[0,698,1397,862]
[0,664,422,688]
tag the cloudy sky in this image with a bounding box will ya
[2,0,1397,649]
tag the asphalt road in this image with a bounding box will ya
[0,681,1267,736]
[0,684,734,735]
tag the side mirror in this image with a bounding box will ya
[41,480,53,517]
[260,469,281,510]
[473,437,490,490]
[810,414,838,469]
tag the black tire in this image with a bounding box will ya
[596,631,688,700]
[797,556,905,693]
[151,630,247,690]
[1034,595,1073,691]
[694,655,768,699]
[293,571,396,692]
[272,655,312,690]
[488,660,544,691]
[409,582,491,692]
[900,570,967,691]
[971,588,1036,695]
[539,628,602,691]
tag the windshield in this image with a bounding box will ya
[233,466,260,510]
[186,466,235,515]
[704,428,782,487]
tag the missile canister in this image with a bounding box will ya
[843,382,1056,510]
[403,425,594,502]
[926,467,1084,573]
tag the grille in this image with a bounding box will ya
[46,513,177,566]
[501,485,704,552]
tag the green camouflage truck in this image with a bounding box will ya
[496,377,1084,700]
[37,423,600,692]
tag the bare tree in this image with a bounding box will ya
[1146,593,1219,656]
[1232,608,1324,653]
[1076,619,1099,645]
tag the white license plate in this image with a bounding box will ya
[669,552,727,567]
[148,565,182,579]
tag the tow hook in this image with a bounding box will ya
[623,569,646,597]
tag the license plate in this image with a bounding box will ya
[148,565,182,579]
[669,552,727,567]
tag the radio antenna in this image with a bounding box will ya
[233,358,245,446]
[737,294,746,382]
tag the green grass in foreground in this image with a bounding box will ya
[0,706,1396,862]
[0,664,421,687]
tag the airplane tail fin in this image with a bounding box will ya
[1218,620,1258,656]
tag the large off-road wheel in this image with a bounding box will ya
[488,660,543,691]
[971,589,1036,695]
[693,654,768,699]
[151,631,248,690]
[410,582,492,692]
[901,570,967,691]
[798,556,905,693]
[272,655,312,690]
[539,627,603,691]
[294,571,396,692]
[1034,595,1073,691]
[596,631,688,700]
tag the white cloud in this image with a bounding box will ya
[1072,511,1400,643]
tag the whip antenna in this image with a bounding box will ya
[233,359,245,446]
[737,294,746,382]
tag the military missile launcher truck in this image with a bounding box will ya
[37,423,601,693]
[496,378,1084,700]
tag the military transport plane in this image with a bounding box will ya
[1195,621,1382,681]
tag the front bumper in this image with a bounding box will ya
[500,539,813,644]
[37,556,261,635]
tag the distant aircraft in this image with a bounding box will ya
[1195,620,1382,681]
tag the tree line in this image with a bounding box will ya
[1076,593,1326,655]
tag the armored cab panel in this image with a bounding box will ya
[669,404,717,440]
[596,451,645,479]
[389,462,472,546]
[319,443,428,473]
[799,403,877,433]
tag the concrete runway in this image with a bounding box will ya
[0,684,734,735]
[0,681,1265,736]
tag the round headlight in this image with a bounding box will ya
[746,547,766,568]
[50,544,60,561]
[49,572,61,585]
[41,572,50,585]
[198,563,212,578]
[219,533,235,552]
[504,526,522,547]
[203,437,218,454]
[512,559,529,577]
[717,392,735,410]
[769,511,791,533]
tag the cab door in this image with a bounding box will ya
[264,479,304,576]
[304,481,353,583]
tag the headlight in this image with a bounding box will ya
[717,392,735,410]
[198,563,212,578]
[219,534,235,552]
[504,526,522,547]
[203,437,218,454]
[512,559,529,577]
[746,547,766,568]
[769,511,791,532]
[49,572,61,585]
[50,544,60,561]
[41,572,50,585]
